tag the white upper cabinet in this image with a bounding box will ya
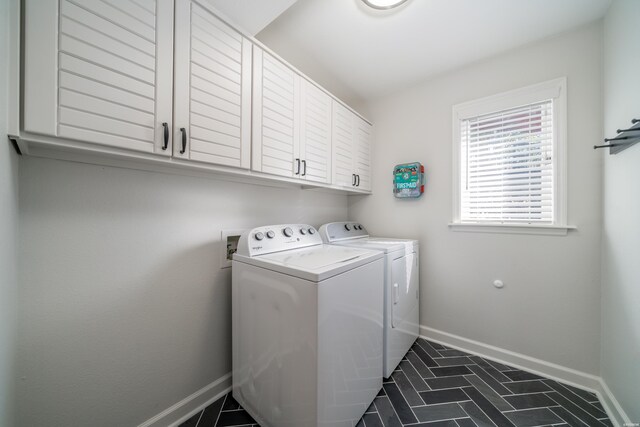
[299,80,332,184]
[332,101,372,191]
[354,116,372,191]
[24,0,175,155]
[252,48,300,178]
[173,1,252,168]
[21,2,372,192]
[252,48,333,184]
[332,101,356,188]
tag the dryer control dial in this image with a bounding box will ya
[266,230,275,239]
[308,228,316,235]
[255,232,264,241]
[283,227,293,237]
[345,224,352,231]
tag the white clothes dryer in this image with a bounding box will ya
[319,222,419,378]
[232,224,384,427]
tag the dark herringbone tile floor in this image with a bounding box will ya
[180,338,611,427]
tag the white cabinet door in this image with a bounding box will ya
[331,101,356,188]
[354,117,372,191]
[331,101,372,191]
[300,80,332,184]
[24,0,174,155]
[252,48,301,178]
[173,1,252,168]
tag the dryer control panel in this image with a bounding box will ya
[236,224,322,257]
[319,222,369,242]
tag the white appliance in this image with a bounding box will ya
[319,222,419,378]
[232,224,384,427]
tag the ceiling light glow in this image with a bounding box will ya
[362,0,410,10]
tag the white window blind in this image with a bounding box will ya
[460,100,554,223]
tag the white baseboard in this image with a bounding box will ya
[596,379,633,427]
[138,373,232,427]
[420,326,631,427]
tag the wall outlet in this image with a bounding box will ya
[221,229,246,269]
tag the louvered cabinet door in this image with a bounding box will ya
[299,80,332,184]
[252,48,300,178]
[173,1,252,168]
[331,101,356,188]
[354,117,373,192]
[24,0,174,155]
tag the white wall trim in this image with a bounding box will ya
[448,222,576,236]
[420,326,631,427]
[451,77,568,229]
[137,373,232,427]
[596,379,633,427]
[421,326,600,390]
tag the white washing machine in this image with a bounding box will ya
[319,222,419,378]
[232,224,384,427]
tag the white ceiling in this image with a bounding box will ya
[257,0,611,101]
[207,0,298,35]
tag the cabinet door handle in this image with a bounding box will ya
[162,122,169,150]
[352,174,356,186]
[356,174,360,187]
[302,160,307,176]
[295,158,300,175]
[179,127,187,154]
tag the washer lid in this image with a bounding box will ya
[234,245,383,282]
[329,237,418,255]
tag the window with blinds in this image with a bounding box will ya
[459,101,554,223]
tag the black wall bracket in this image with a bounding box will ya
[594,118,640,154]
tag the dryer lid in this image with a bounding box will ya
[329,237,418,255]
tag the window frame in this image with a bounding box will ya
[450,78,571,236]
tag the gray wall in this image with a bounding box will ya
[0,0,20,425]
[602,0,640,420]
[16,158,348,426]
[350,23,604,375]
[257,20,369,116]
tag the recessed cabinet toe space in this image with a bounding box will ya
[21,0,372,194]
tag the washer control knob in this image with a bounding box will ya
[345,224,352,231]
[308,228,316,235]
[283,227,293,237]
[300,228,307,235]
[255,232,264,241]
[266,230,275,239]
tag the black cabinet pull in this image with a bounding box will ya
[179,127,187,154]
[295,158,301,175]
[352,174,356,186]
[356,174,360,187]
[161,122,169,150]
[302,160,307,176]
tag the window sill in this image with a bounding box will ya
[448,222,576,236]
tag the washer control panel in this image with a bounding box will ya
[318,222,369,242]
[236,224,322,257]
